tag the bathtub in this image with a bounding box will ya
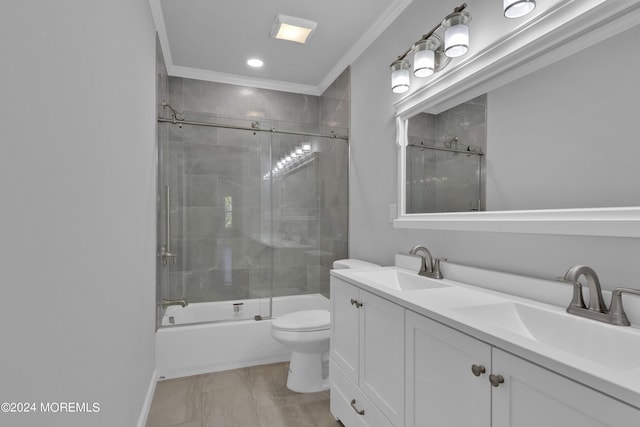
[155,293,330,379]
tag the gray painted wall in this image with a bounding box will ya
[0,1,157,426]
[350,1,640,290]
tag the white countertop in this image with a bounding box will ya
[331,266,640,410]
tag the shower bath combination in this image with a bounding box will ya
[155,106,349,378]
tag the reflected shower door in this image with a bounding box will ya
[157,118,273,324]
[407,145,483,213]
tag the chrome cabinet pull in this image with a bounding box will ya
[489,374,505,387]
[350,298,363,308]
[471,364,486,377]
[350,399,365,415]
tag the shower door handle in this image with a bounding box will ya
[159,185,177,265]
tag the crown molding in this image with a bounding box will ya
[168,65,321,96]
[317,0,415,94]
[149,0,413,96]
[148,0,173,66]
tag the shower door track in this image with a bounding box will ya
[407,143,484,156]
[157,117,349,141]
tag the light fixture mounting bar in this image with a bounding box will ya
[392,3,467,65]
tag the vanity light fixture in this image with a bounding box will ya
[391,59,411,93]
[389,2,534,93]
[389,3,469,93]
[413,38,438,77]
[504,0,536,18]
[270,15,317,44]
[442,10,471,57]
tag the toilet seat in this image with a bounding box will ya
[272,310,330,332]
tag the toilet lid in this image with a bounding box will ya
[272,310,330,332]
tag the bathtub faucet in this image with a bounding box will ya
[162,298,188,308]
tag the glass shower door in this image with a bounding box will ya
[157,116,273,325]
[269,130,349,300]
[406,144,483,213]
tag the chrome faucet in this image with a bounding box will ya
[564,265,606,313]
[162,298,188,309]
[409,245,443,279]
[563,265,640,326]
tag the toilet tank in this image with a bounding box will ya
[332,259,380,269]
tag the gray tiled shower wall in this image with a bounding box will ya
[159,69,350,306]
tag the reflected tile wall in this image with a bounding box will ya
[435,94,487,151]
[406,95,486,213]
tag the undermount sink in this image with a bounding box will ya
[453,302,640,369]
[351,269,450,292]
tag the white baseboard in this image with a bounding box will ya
[137,368,158,427]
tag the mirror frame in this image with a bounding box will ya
[393,0,640,237]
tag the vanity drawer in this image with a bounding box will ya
[330,360,394,427]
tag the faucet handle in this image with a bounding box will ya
[567,280,586,310]
[608,288,640,326]
[431,258,444,279]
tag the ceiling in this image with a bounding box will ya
[150,0,565,96]
[151,0,409,95]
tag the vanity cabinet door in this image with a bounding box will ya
[359,290,405,427]
[491,348,640,427]
[405,311,491,427]
[331,277,361,383]
[330,277,405,426]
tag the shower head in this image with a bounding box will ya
[162,101,185,127]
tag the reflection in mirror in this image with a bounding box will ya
[401,23,640,214]
[406,95,486,213]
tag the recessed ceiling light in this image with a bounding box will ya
[247,58,264,68]
[504,0,536,18]
[270,15,317,44]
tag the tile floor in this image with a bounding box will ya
[146,362,342,427]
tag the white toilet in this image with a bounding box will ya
[271,259,380,393]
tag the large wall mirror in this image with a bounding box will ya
[394,1,640,237]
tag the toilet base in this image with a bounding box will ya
[286,351,329,393]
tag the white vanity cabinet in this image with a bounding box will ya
[405,311,491,427]
[405,311,640,427]
[330,276,405,427]
[491,349,640,427]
